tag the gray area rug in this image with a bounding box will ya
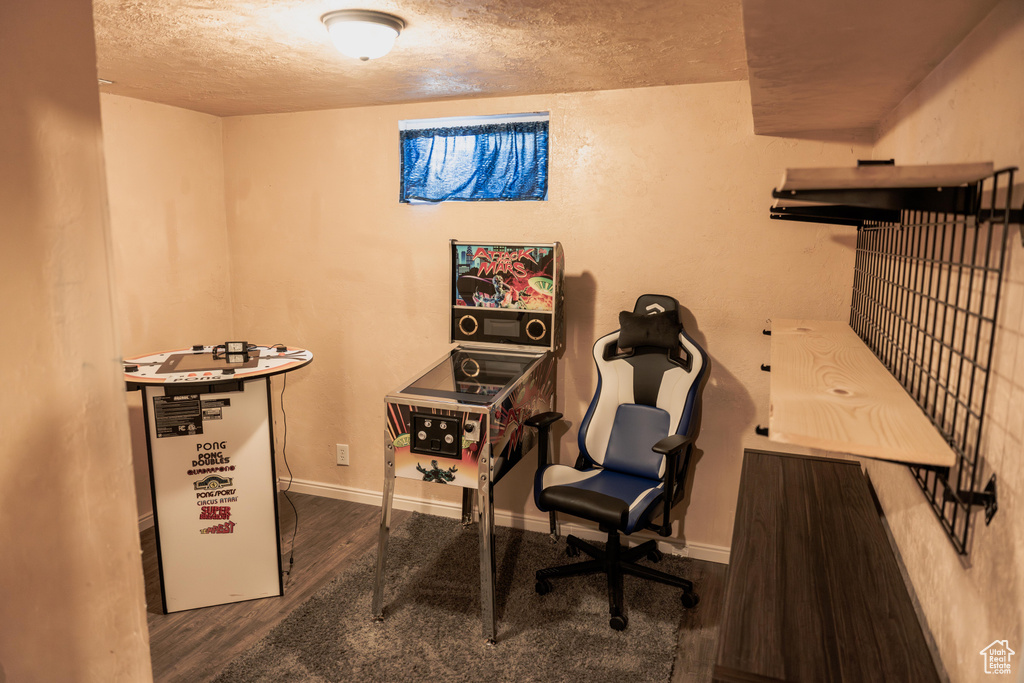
[214,512,694,682]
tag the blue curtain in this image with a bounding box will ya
[400,121,548,202]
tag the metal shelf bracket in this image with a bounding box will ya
[944,474,998,526]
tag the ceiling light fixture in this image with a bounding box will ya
[321,9,405,61]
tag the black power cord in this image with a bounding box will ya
[272,347,299,585]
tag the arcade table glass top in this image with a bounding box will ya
[395,347,543,406]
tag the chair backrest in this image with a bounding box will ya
[577,295,708,481]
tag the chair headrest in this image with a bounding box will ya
[632,294,680,317]
[617,294,682,350]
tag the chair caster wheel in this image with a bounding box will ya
[609,614,628,631]
[566,544,581,557]
[535,579,552,595]
[681,591,700,609]
[646,548,664,563]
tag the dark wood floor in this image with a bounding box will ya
[143,493,726,682]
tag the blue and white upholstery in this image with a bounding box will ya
[526,294,708,630]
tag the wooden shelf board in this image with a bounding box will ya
[778,162,994,191]
[769,319,957,467]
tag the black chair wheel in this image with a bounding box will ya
[535,579,552,595]
[609,614,628,631]
[681,591,700,609]
[566,544,581,557]
[646,548,664,563]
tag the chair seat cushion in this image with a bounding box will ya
[539,486,629,529]
[535,465,663,533]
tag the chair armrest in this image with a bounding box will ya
[525,411,563,429]
[652,433,691,456]
[652,433,692,536]
[525,412,563,469]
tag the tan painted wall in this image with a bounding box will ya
[0,2,151,682]
[221,81,869,551]
[101,94,233,358]
[870,1,1024,681]
[100,94,233,519]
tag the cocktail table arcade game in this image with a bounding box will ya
[372,241,564,642]
[124,344,312,612]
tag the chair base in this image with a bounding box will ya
[534,531,700,630]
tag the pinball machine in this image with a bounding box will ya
[372,240,564,642]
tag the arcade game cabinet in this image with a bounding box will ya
[372,241,564,642]
[124,344,312,612]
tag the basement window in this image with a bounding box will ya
[399,112,549,203]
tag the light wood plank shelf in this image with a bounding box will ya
[771,161,1001,216]
[768,319,957,468]
[777,161,994,191]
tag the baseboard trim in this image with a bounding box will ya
[281,477,730,565]
[139,511,154,532]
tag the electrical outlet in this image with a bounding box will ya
[336,443,350,466]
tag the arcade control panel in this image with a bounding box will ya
[410,413,481,458]
[124,344,312,387]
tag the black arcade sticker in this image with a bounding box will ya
[154,394,203,438]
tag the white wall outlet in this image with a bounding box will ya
[336,443,349,466]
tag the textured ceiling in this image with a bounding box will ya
[92,0,1000,136]
[742,0,1003,137]
[92,0,748,117]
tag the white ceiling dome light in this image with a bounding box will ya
[322,9,405,61]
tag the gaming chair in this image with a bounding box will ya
[524,294,708,630]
